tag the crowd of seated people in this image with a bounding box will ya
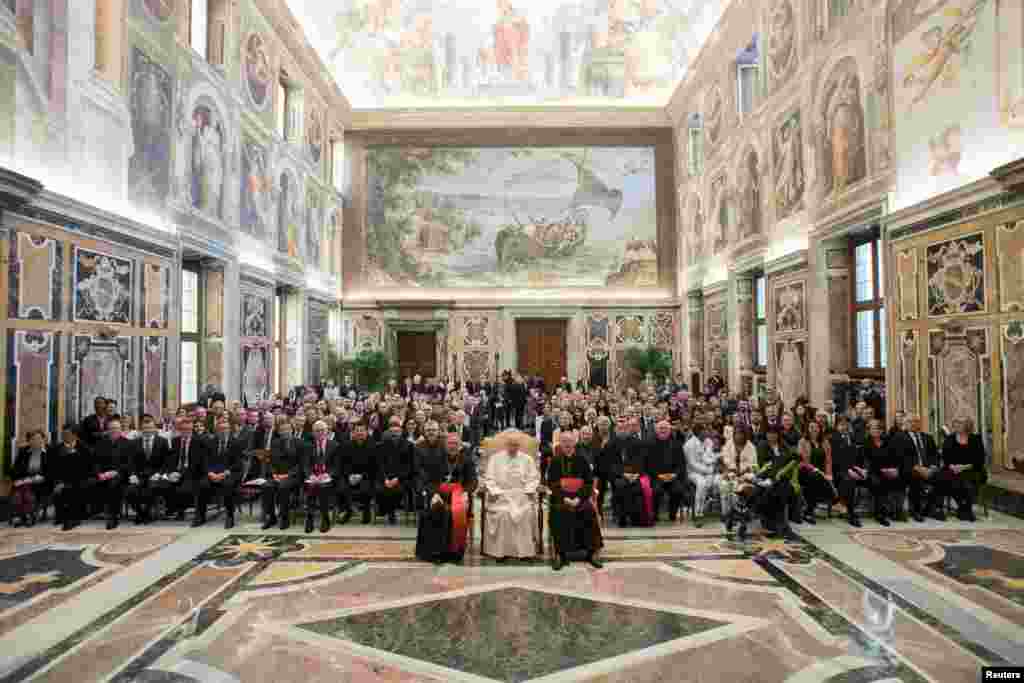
[5,370,988,558]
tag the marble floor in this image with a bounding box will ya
[0,510,1022,682]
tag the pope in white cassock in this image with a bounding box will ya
[482,430,540,559]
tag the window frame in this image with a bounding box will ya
[850,232,886,376]
[180,264,204,404]
[753,274,768,372]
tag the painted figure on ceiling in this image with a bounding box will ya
[494,0,530,81]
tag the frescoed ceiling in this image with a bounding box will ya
[286,0,729,109]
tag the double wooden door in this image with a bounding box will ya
[396,331,437,380]
[516,319,567,391]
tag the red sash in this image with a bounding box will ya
[439,482,468,554]
[560,477,584,496]
[638,475,654,526]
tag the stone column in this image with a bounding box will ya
[805,237,830,407]
[825,241,852,380]
[201,260,225,396]
[687,292,704,389]
[731,273,755,394]
[221,257,240,401]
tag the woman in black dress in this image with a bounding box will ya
[941,417,987,521]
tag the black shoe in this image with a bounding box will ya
[587,554,603,569]
[803,513,817,525]
[224,514,234,530]
[175,510,185,521]
[552,555,564,571]
[305,516,315,534]
[190,517,205,528]
[62,521,74,531]
[848,516,862,528]
[362,511,372,524]
[134,516,144,525]
[877,516,891,527]
[279,516,289,530]
[725,516,734,532]
[930,510,947,521]
[340,510,352,525]
[320,516,330,533]
[693,518,703,528]
[912,512,925,522]
[261,517,276,530]
[958,508,976,522]
[106,518,119,530]
[388,512,397,525]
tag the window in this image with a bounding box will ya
[331,139,345,193]
[180,267,201,404]
[189,0,208,60]
[851,234,886,371]
[829,0,850,23]
[687,113,703,177]
[736,35,760,116]
[754,275,767,369]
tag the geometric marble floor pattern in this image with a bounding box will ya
[0,514,1021,682]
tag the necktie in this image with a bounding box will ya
[220,438,226,458]
[266,431,272,449]
[182,438,190,469]
[145,438,152,457]
[913,433,922,466]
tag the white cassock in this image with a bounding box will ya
[483,449,540,558]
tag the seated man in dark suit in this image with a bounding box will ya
[903,415,947,522]
[253,418,303,530]
[340,420,376,524]
[93,417,134,529]
[375,416,415,524]
[125,414,171,525]
[303,419,339,533]
[646,420,688,522]
[830,415,869,527]
[197,416,243,529]
[51,425,94,531]
[153,416,208,521]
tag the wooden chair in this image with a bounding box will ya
[477,434,546,558]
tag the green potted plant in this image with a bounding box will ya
[349,349,393,392]
[623,346,673,386]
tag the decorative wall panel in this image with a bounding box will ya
[307,300,330,384]
[898,330,919,417]
[775,338,807,406]
[614,315,647,345]
[128,47,173,208]
[72,248,134,324]
[996,221,1024,312]
[897,248,919,321]
[9,233,60,321]
[586,313,610,347]
[462,350,489,383]
[242,294,269,338]
[354,314,382,350]
[205,343,224,393]
[688,297,704,371]
[70,336,132,423]
[652,311,675,348]
[927,324,989,433]
[241,345,271,402]
[736,279,753,371]
[1002,322,1024,470]
[8,331,58,446]
[142,335,166,418]
[463,316,489,347]
[142,262,170,328]
[926,233,986,316]
[774,281,806,333]
[241,291,272,402]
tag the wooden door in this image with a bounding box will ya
[516,319,567,391]
[397,331,437,380]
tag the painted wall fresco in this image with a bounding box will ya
[8,331,59,446]
[240,136,272,239]
[128,48,174,208]
[8,233,61,321]
[926,233,986,316]
[891,0,1024,210]
[773,109,805,220]
[289,0,727,107]
[817,56,866,198]
[364,146,657,288]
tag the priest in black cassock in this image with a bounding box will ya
[548,430,603,571]
[646,420,688,522]
[415,431,477,563]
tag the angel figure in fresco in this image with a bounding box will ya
[494,0,530,81]
[901,0,987,108]
[775,117,803,211]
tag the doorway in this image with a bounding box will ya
[516,319,567,390]
[396,331,437,381]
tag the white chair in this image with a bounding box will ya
[477,433,546,558]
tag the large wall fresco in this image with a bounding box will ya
[363,146,658,288]
[288,0,727,107]
[891,0,1024,210]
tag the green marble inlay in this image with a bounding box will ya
[927,545,1024,608]
[299,587,727,682]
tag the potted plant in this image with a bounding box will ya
[349,349,393,392]
[623,346,673,386]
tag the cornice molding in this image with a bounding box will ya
[764,249,808,276]
[348,107,671,131]
[0,167,43,210]
[884,176,1014,242]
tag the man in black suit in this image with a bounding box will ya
[156,416,208,521]
[303,419,340,533]
[830,416,868,527]
[252,413,277,452]
[903,415,946,521]
[340,420,376,524]
[596,416,631,515]
[93,417,133,529]
[646,420,688,522]
[375,416,415,524]
[197,416,243,528]
[50,424,94,530]
[79,396,109,448]
[261,418,302,529]
[126,414,171,524]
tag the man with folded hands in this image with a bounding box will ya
[248,417,302,530]
[303,419,339,533]
[547,430,602,570]
[375,416,414,524]
[415,431,477,563]
[195,416,244,529]
[94,417,133,529]
[340,419,376,524]
[125,414,171,524]
[149,416,209,521]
